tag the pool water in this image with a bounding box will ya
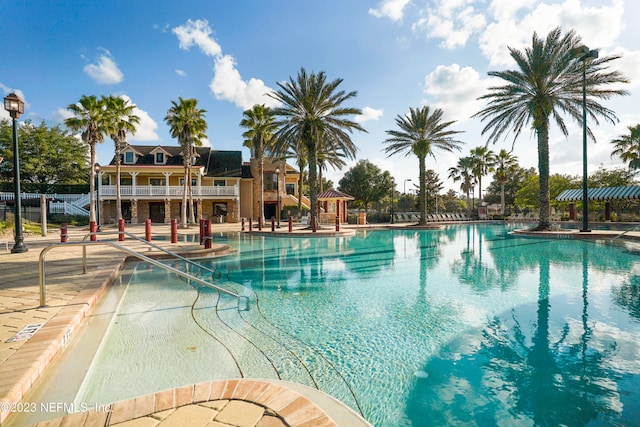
[76,224,640,426]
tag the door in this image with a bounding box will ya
[149,202,165,223]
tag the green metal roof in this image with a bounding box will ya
[556,185,640,201]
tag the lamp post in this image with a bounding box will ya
[471,183,475,221]
[275,167,281,228]
[390,178,395,224]
[94,163,101,232]
[4,93,27,253]
[403,178,412,212]
[571,45,598,232]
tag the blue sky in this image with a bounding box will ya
[2,0,639,194]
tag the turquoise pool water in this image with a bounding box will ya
[76,224,640,426]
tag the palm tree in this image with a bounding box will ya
[383,106,464,226]
[448,156,475,218]
[611,124,640,170]
[240,104,277,223]
[493,149,519,214]
[469,146,496,203]
[269,68,365,229]
[102,95,140,221]
[65,95,107,224]
[474,27,628,230]
[164,97,208,228]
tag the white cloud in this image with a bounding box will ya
[52,107,75,123]
[355,106,384,123]
[422,64,492,122]
[369,0,411,22]
[413,1,485,49]
[607,48,640,88]
[118,95,160,142]
[172,19,277,110]
[175,69,187,77]
[479,0,626,66]
[83,49,124,85]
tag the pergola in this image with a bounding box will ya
[317,190,354,224]
[556,185,640,220]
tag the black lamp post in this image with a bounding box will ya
[94,163,101,231]
[275,167,281,228]
[403,178,411,211]
[4,93,27,253]
[390,178,395,224]
[471,183,475,220]
[571,45,598,232]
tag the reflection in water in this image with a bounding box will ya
[408,239,640,426]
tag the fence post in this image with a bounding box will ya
[288,216,293,233]
[258,217,263,231]
[249,217,253,232]
[204,218,212,249]
[335,215,340,232]
[145,219,152,242]
[171,218,178,243]
[312,216,317,233]
[199,218,204,245]
[241,217,245,231]
[89,221,97,242]
[271,216,275,232]
[61,223,68,243]
[118,218,125,241]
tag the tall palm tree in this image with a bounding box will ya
[469,146,496,203]
[164,97,207,228]
[474,27,628,230]
[102,95,140,221]
[269,68,365,229]
[240,104,277,222]
[448,156,475,218]
[611,124,640,170]
[384,106,464,226]
[493,149,519,214]
[65,95,107,224]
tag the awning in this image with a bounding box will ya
[556,186,640,201]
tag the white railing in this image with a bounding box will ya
[99,185,238,197]
[0,192,88,202]
[50,201,90,216]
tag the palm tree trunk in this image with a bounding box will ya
[308,139,319,229]
[89,143,96,223]
[418,155,427,226]
[115,142,122,220]
[259,156,265,223]
[188,167,195,224]
[536,120,551,230]
[181,167,188,228]
[500,184,506,215]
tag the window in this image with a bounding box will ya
[286,183,295,195]
[120,177,132,185]
[264,173,277,191]
[149,178,165,186]
[124,151,135,164]
[214,179,226,187]
[179,178,197,186]
[155,152,164,164]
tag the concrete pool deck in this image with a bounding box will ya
[1,220,638,426]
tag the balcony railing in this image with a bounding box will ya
[99,185,238,197]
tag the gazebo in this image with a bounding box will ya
[556,185,640,221]
[317,190,354,224]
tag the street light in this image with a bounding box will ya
[390,178,395,224]
[471,182,476,221]
[275,167,281,228]
[4,93,27,253]
[403,179,412,212]
[94,163,101,232]
[571,44,598,232]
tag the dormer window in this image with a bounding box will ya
[155,152,164,164]
[124,151,135,164]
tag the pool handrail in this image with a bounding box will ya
[38,240,248,308]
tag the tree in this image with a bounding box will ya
[469,146,496,202]
[611,124,640,170]
[270,68,365,229]
[240,104,277,222]
[383,106,464,225]
[164,97,208,228]
[102,95,140,221]
[424,169,444,214]
[492,149,519,214]
[338,160,391,213]
[0,120,90,190]
[65,95,108,223]
[474,27,628,230]
[448,156,475,218]
[515,173,576,211]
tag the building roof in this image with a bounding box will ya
[317,189,355,200]
[556,185,640,201]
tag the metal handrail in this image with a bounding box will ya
[81,230,219,277]
[39,240,247,308]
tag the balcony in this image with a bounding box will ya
[99,185,238,198]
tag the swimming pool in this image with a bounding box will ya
[75,224,640,426]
